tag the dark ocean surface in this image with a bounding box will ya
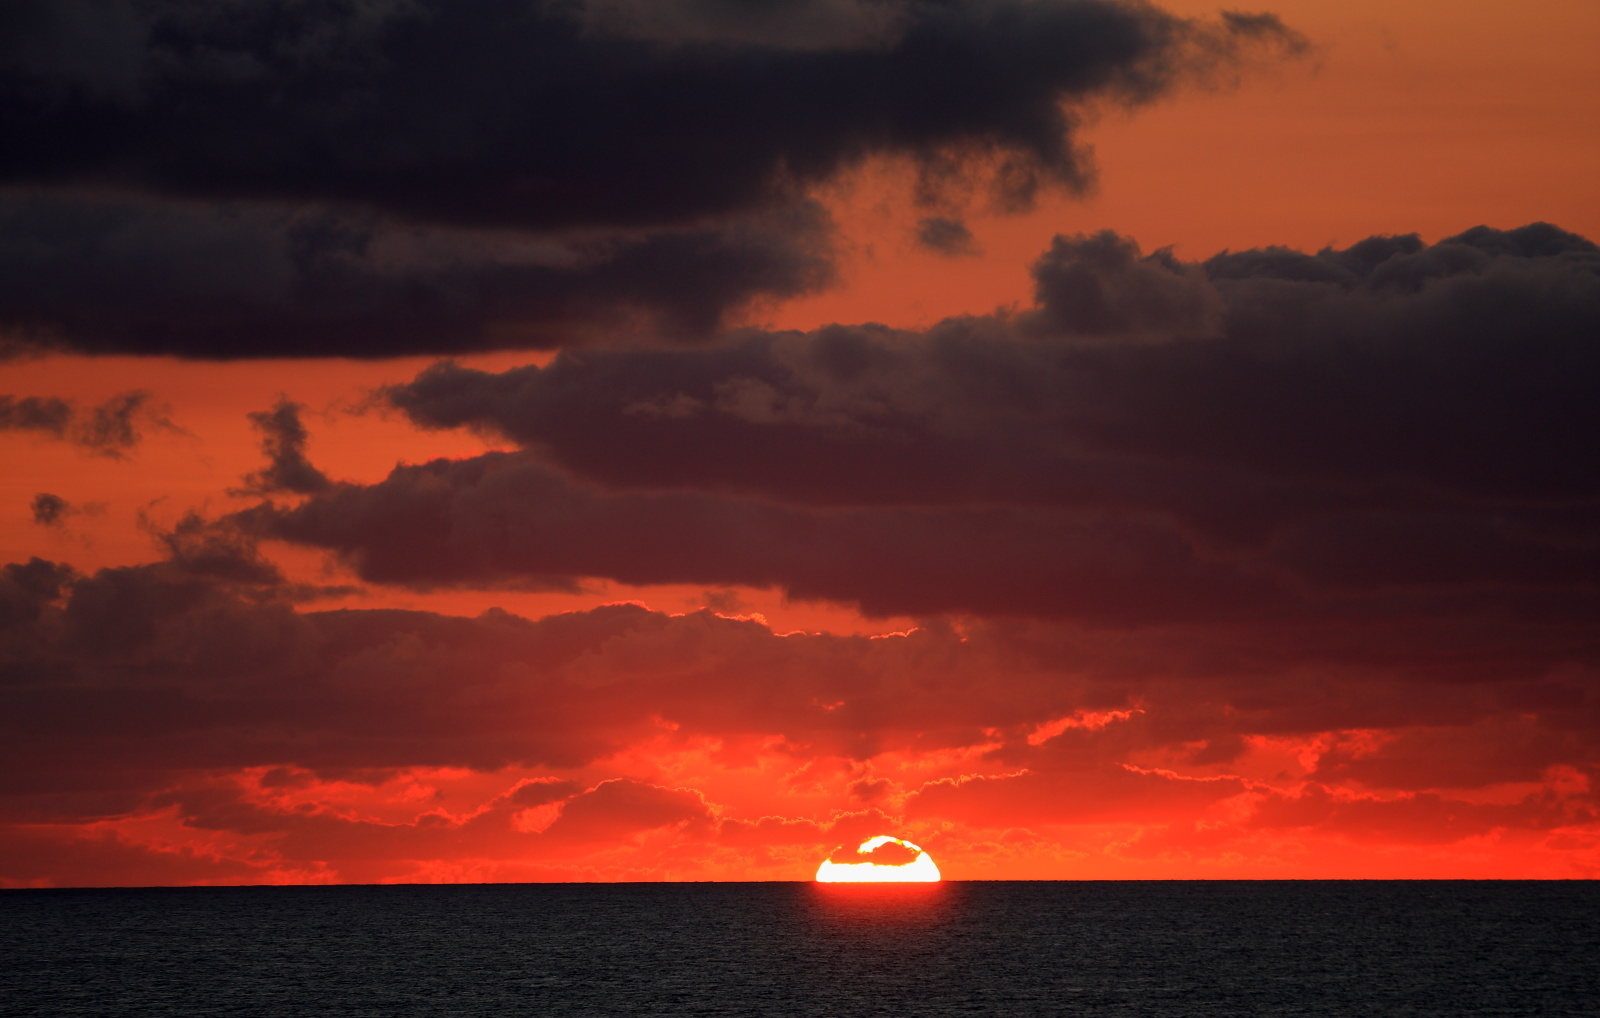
[3,881,1597,1017]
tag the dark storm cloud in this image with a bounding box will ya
[0,557,74,632]
[386,225,1597,506]
[0,389,166,455]
[573,0,911,50]
[914,216,979,256]
[904,698,1600,840]
[236,400,334,495]
[906,765,1245,826]
[0,395,70,435]
[0,194,834,357]
[154,512,287,588]
[355,223,1599,604]
[0,547,999,822]
[114,777,894,883]
[246,452,1289,623]
[144,776,711,863]
[29,493,69,527]
[0,826,258,888]
[1243,783,1594,846]
[0,0,1304,357]
[1025,229,1221,336]
[540,779,713,843]
[2,544,1594,836]
[0,0,1300,230]
[1307,718,1584,792]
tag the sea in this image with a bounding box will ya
[3,881,1597,1017]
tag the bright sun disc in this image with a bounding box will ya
[815,835,942,882]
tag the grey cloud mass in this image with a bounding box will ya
[0,390,165,456]
[2,542,1594,833]
[229,224,1600,627]
[0,194,835,357]
[0,0,1298,228]
[0,0,1305,357]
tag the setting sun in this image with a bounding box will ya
[815,836,942,882]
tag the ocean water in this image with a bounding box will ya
[3,881,1596,1017]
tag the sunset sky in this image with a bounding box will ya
[1,0,1596,886]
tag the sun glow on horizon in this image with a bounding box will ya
[814,836,942,882]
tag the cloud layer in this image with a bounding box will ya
[11,223,1584,883]
[2,526,1594,882]
[0,195,836,356]
[1,0,1295,227]
[246,225,1597,626]
[0,0,1304,356]
[0,390,166,455]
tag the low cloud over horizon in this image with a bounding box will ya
[3,220,1595,884]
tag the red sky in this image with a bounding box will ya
[1,0,1596,885]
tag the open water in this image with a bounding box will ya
[3,881,1597,1017]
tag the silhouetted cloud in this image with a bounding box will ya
[1,0,1300,229]
[0,557,73,632]
[915,216,979,256]
[154,512,286,588]
[278,223,1598,615]
[29,493,68,527]
[0,0,1305,356]
[246,452,1289,623]
[384,224,1597,508]
[236,400,332,495]
[1,537,1593,881]
[541,779,712,842]
[572,0,911,50]
[0,195,835,357]
[0,395,70,435]
[1026,229,1220,336]
[0,390,166,455]
[827,838,918,864]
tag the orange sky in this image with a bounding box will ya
[775,0,1600,329]
[2,0,1597,885]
